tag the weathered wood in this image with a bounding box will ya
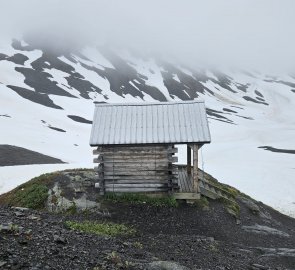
[101,163,171,169]
[97,146,169,152]
[102,170,177,176]
[192,144,199,193]
[103,179,171,184]
[97,153,171,159]
[94,156,178,163]
[105,183,168,188]
[94,167,175,175]
[103,175,176,180]
[105,187,169,192]
[187,145,191,175]
[94,148,178,155]
[94,144,179,194]
[172,192,201,200]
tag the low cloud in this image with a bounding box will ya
[1,0,294,72]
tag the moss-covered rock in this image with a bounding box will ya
[0,172,59,209]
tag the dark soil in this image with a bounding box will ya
[0,145,65,166]
[1,198,295,270]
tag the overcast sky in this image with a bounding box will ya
[1,0,294,72]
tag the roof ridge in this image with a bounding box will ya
[94,100,205,107]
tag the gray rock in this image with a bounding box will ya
[242,224,289,237]
[0,261,7,267]
[28,214,41,220]
[239,196,260,214]
[14,211,25,217]
[145,261,190,270]
[0,223,19,233]
[53,235,67,244]
[251,263,269,269]
[11,206,29,211]
[255,247,295,258]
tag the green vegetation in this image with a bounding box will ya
[202,171,239,199]
[65,220,136,237]
[105,251,134,269]
[194,196,209,209]
[0,172,60,209]
[104,193,178,207]
[66,202,77,214]
[133,241,143,249]
[208,242,219,252]
[218,197,240,218]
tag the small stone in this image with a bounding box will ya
[145,261,190,270]
[207,237,215,242]
[53,235,67,244]
[18,238,28,245]
[251,264,269,270]
[11,207,29,212]
[15,211,25,217]
[28,215,41,221]
[0,261,7,267]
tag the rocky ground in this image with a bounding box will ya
[0,169,295,270]
[0,170,295,270]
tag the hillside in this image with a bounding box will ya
[0,169,295,270]
[0,36,295,216]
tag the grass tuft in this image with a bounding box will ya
[65,220,136,237]
[104,193,178,207]
[0,172,60,209]
[218,197,240,218]
[194,196,209,209]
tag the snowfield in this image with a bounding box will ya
[0,38,294,217]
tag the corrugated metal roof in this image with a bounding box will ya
[89,100,211,146]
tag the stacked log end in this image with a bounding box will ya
[93,145,178,195]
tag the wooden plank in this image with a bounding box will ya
[104,175,175,180]
[94,166,174,172]
[99,149,173,154]
[96,153,171,159]
[105,187,169,192]
[94,156,178,163]
[93,148,99,155]
[97,146,169,152]
[102,171,177,176]
[192,144,199,193]
[104,179,169,184]
[172,193,201,200]
[105,183,168,188]
[187,145,191,175]
[95,148,178,155]
[102,164,170,170]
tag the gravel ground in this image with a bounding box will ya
[1,198,295,270]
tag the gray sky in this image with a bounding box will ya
[1,0,295,72]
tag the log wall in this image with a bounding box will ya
[93,145,178,194]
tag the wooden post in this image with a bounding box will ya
[99,153,105,195]
[187,145,191,175]
[192,144,199,193]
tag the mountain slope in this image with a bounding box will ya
[0,37,295,216]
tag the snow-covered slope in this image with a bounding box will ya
[1,37,295,216]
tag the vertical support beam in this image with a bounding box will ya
[99,152,105,196]
[192,144,199,193]
[187,145,191,175]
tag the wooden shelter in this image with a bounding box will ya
[90,100,211,200]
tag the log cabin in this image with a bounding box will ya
[89,100,211,200]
